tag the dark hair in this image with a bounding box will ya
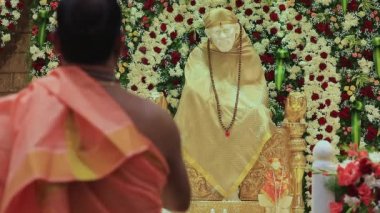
[57,0,122,64]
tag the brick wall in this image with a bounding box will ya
[0,4,31,96]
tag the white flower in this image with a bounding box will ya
[47,61,59,69]
[40,0,48,5]
[1,34,11,43]
[369,152,380,163]
[12,11,21,20]
[358,58,374,74]
[2,19,9,27]
[343,195,360,208]
[316,0,332,6]
[342,13,359,31]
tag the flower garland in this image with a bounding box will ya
[29,0,343,211]
[307,0,380,150]
[0,0,24,50]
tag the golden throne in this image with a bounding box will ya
[156,92,307,213]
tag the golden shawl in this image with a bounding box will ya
[174,8,275,197]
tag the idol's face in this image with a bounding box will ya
[205,23,239,52]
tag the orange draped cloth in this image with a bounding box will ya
[0,66,169,213]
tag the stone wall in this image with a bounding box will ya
[0,3,31,96]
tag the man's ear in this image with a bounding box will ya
[51,32,62,55]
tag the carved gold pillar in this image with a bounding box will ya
[284,92,307,213]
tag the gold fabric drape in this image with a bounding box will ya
[174,8,275,197]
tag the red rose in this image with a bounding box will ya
[330,110,339,118]
[161,38,167,45]
[310,36,318,43]
[199,7,206,14]
[5,0,11,8]
[190,0,196,6]
[318,117,327,125]
[225,6,233,11]
[187,18,194,25]
[297,44,304,50]
[337,162,361,186]
[245,9,253,16]
[297,77,304,87]
[270,12,279,21]
[295,28,302,34]
[276,95,286,107]
[17,2,24,9]
[265,70,275,81]
[172,78,181,85]
[295,14,302,21]
[361,20,373,32]
[286,23,293,31]
[260,54,275,64]
[171,51,181,65]
[325,125,333,133]
[143,0,154,10]
[366,125,378,141]
[316,134,323,140]
[32,58,45,72]
[160,23,167,32]
[360,86,376,99]
[141,76,146,83]
[263,5,270,13]
[167,6,173,13]
[254,0,261,2]
[309,74,315,81]
[252,31,261,40]
[315,23,326,33]
[359,158,373,174]
[358,183,372,205]
[318,103,326,110]
[141,57,149,65]
[131,85,138,91]
[7,23,15,31]
[153,47,161,53]
[329,202,343,213]
[174,14,184,22]
[348,0,359,11]
[50,1,59,10]
[188,31,199,45]
[139,46,147,54]
[362,50,373,61]
[270,28,278,35]
[147,84,154,90]
[325,99,331,106]
[305,55,312,61]
[235,0,244,7]
[339,56,353,68]
[311,93,319,100]
[319,63,327,70]
[316,75,324,82]
[320,52,328,59]
[321,82,328,90]
[149,31,156,38]
[32,25,39,36]
[329,77,337,83]
[339,107,351,120]
[290,53,297,61]
[279,4,286,11]
[170,31,178,40]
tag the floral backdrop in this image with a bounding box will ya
[0,0,24,50]
[24,0,380,211]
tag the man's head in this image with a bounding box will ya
[56,0,121,65]
[204,8,240,52]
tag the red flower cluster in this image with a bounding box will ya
[331,145,380,212]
